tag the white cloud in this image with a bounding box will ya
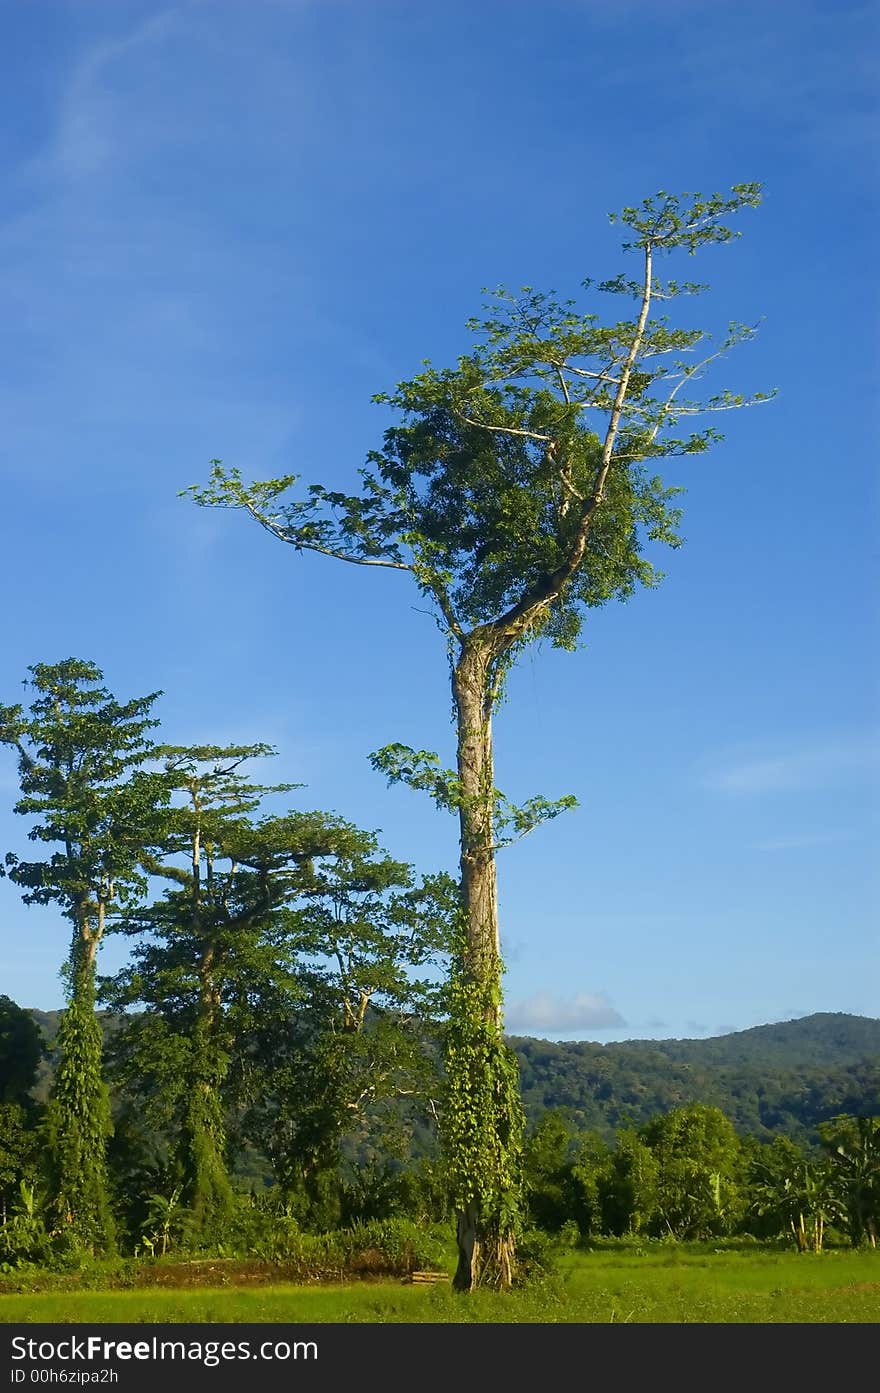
[506,990,624,1034]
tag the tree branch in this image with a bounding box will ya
[479,238,656,652]
[241,497,412,571]
[455,413,553,444]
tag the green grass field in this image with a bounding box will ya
[2,1249,877,1323]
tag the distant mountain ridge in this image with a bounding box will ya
[513,1011,880,1064]
[24,1007,880,1144]
[510,1012,880,1142]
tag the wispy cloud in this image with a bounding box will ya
[757,830,856,852]
[707,734,879,795]
[506,990,625,1035]
[36,11,183,184]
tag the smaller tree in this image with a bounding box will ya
[570,1131,613,1238]
[242,844,454,1208]
[522,1110,607,1236]
[106,743,349,1242]
[0,997,45,1230]
[744,1135,836,1252]
[0,1108,41,1228]
[819,1115,880,1249]
[641,1103,743,1239]
[0,996,44,1105]
[599,1129,659,1236]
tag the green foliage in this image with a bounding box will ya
[0,996,44,1104]
[818,1114,880,1248]
[0,660,172,1254]
[744,1135,837,1251]
[522,1111,607,1235]
[331,1218,449,1275]
[152,1193,451,1276]
[104,743,343,1239]
[185,184,768,665]
[641,1104,744,1239]
[512,1014,880,1143]
[184,187,770,1286]
[237,847,453,1200]
[46,968,115,1253]
[101,743,454,1235]
[137,1187,189,1259]
[0,659,169,921]
[598,1130,660,1236]
[370,743,577,848]
[0,1179,53,1267]
[0,999,44,1227]
[610,185,764,253]
[443,960,524,1241]
[0,1105,42,1219]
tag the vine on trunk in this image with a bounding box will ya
[47,946,116,1254]
[443,933,524,1290]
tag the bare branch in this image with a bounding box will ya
[455,413,553,444]
[241,497,412,572]
[556,362,623,386]
[645,340,747,445]
[554,361,572,406]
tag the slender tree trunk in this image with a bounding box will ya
[447,641,522,1291]
[182,949,234,1238]
[455,642,500,988]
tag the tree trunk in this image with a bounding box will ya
[448,641,521,1291]
[182,952,234,1236]
[454,642,500,990]
[49,920,115,1253]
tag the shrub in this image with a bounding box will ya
[0,1181,55,1267]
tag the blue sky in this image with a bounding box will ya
[0,0,877,1040]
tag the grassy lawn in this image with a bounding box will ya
[1,1248,877,1323]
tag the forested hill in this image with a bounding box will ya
[23,1007,880,1145]
[511,1013,880,1142]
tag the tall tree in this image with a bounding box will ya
[186,185,769,1287]
[0,660,169,1251]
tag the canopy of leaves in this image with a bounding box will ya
[0,995,44,1104]
[186,185,771,658]
[0,659,170,921]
